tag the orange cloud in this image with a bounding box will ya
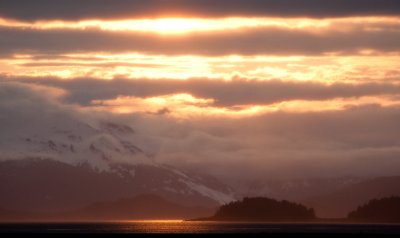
[3,53,400,83]
[89,92,400,119]
[90,93,269,118]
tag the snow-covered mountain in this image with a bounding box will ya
[0,114,153,170]
[0,82,235,213]
[0,115,235,212]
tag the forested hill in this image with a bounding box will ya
[348,197,400,222]
[201,197,316,221]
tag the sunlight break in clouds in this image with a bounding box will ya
[2,53,400,83]
[90,93,400,119]
[1,16,400,33]
[91,93,268,118]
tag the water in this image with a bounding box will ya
[1,221,400,234]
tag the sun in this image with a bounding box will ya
[146,19,202,33]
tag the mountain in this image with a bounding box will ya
[303,176,400,218]
[0,116,155,170]
[0,194,216,221]
[231,177,363,202]
[0,93,235,216]
[71,194,215,220]
[195,197,315,222]
[0,158,233,214]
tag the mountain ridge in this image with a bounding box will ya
[0,157,235,213]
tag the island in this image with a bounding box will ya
[348,196,400,223]
[191,197,316,222]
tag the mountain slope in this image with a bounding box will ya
[72,194,216,220]
[231,177,363,201]
[0,158,234,213]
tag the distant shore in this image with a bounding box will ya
[186,217,400,224]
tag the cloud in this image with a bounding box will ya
[0,24,400,56]
[9,77,400,107]
[1,0,400,185]
[1,0,400,21]
[146,104,400,180]
[1,81,400,181]
[0,82,76,142]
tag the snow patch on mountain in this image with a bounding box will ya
[180,179,235,205]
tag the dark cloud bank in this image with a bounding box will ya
[1,0,400,21]
[1,25,400,56]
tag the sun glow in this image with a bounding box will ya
[106,18,217,34]
[1,16,400,34]
[91,93,271,118]
[1,17,267,34]
[127,220,183,223]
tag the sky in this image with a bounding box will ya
[1,0,400,181]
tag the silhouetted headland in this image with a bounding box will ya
[190,197,316,222]
[348,196,400,223]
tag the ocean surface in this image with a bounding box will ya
[1,221,400,234]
